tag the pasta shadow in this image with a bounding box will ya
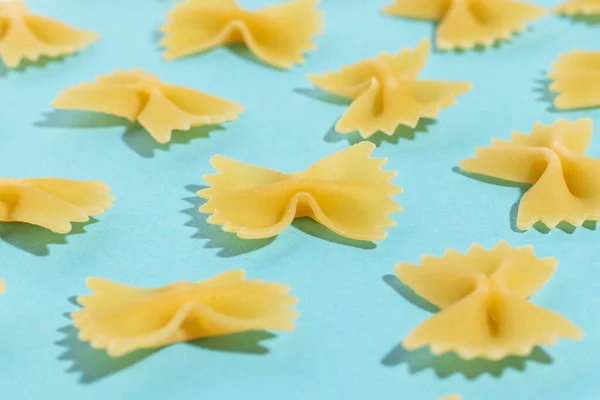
[56,324,159,384]
[533,75,560,112]
[381,274,554,379]
[187,331,277,355]
[36,110,130,129]
[381,343,553,379]
[0,219,98,257]
[294,88,352,106]
[0,56,66,76]
[181,184,275,257]
[57,324,276,384]
[324,118,436,146]
[36,111,224,158]
[122,124,225,158]
[292,218,376,250]
[226,43,283,71]
[559,14,600,25]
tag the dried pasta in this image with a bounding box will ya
[52,69,244,144]
[0,178,113,233]
[548,50,600,110]
[0,280,4,295]
[308,40,471,138]
[383,0,546,50]
[556,0,600,15]
[439,396,462,400]
[0,0,98,68]
[198,142,402,241]
[72,270,298,357]
[160,0,323,69]
[395,241,583,360]
[459,118,600,230]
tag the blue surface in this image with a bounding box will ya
[0,0,599,399]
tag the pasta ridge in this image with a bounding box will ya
[160,0,323,69]
[555,0,600,15]
[198,142,402,241]
[308,40,471,138]
[0,0,98,67]
[459,118,600,230]
[394,241,583,360]
[52,69,244,144]
[0,178,114,233]
[548,50,600,110]
[72,270,298,357]
[383,0,546,50]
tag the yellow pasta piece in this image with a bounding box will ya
[0,0,98,68]
[556,0,600,15]
[307,40,471,138]
[160,0,323,69]
[439,396,462,400]
[395,241,583,361]
[548,50,600,110]
[459,118,600,230]
[52,69,244,144]
[72,270,298,357]
[383,0,546,50]
[0,280,5,295]
[0,177,114,234]
[198,142,402,241]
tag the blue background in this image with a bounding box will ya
[0,0,598,399]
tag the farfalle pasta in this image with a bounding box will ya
[0,178,114,233]
[383,0,546,50]
[160,0,323,69]
[198,142,402,241]
[0,0,98,67]
[548,50,600,110]
[52,69,244,144]
[395,241,583,360]
[308,40,471,138]
[459,118,600,230]
[556,0,600,15]
[72,270,298,357]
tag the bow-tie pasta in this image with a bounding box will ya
[308,40,471,138]
[0,178,114,233]
[72,270,298,357]
[459,118,600,230]
[383,0,546,50]
[395,241,583,360]
[548,50,600,110]
[556,0,600,15]
[198,142,402,241]
[52,69,244,144]
[161,0,323,69]
[0,0,98,67]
